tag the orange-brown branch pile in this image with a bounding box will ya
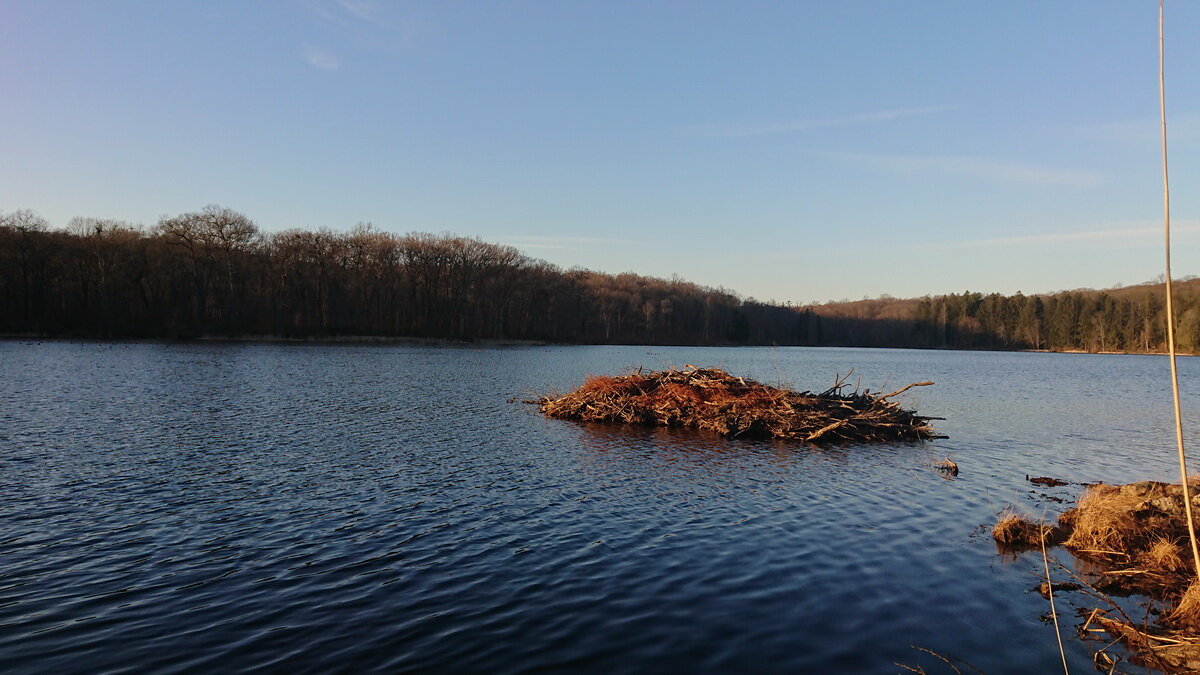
[538,367,941,443]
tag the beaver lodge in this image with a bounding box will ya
[995,480,1200,672]
[537,367,942,443]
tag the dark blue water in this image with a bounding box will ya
[3,342,1199,673]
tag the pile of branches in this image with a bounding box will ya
[537,367,941,443]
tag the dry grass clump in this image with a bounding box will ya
[1060,481,1194,568]
[992,512,1053,549]
[1144,538,1188,575]
[1061,484,1146,555]
[1170,582,1200,631]
[537,367,941,443]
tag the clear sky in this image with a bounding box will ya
[4,1,1200,304]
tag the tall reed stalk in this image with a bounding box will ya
[1158,0,1200,579]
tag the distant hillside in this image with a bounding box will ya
[799,280,1200,353]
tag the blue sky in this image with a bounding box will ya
[3,1,1200,304]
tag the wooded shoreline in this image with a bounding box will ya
[4,333,1197,357]
[5,205,1200,352]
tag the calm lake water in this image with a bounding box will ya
[3,341,1200,673]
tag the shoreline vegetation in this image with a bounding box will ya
[4,333,1197,359]
[0,334,552,347]
[995,481,1200,671]
[537,366,942,443]
[4,205,1200,352]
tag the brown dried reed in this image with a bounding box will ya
[1145,538,1188,575]
[992,512,1053,549]
[1171,582,1200,631]
[1007,480,1200,670]
[1061,482,1196,569]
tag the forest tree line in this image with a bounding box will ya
[4,205,1199,352]
[0,206,800,344]
[800,282,1200,353]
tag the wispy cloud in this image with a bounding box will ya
[688,105,955,138]
[333,0,384,24]
[831,151,1104,188]
[302,0,426,49]
[949,220,1200,247]
[303,45,341,70]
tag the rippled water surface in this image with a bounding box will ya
[4,342,1200,672]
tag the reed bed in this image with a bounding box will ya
[537,367,941,443]
[1060,481,1200,595]
[995,480,1200,671]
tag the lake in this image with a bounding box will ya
[2,341,1198,672]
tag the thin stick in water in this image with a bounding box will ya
[1041,508,1070,674]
